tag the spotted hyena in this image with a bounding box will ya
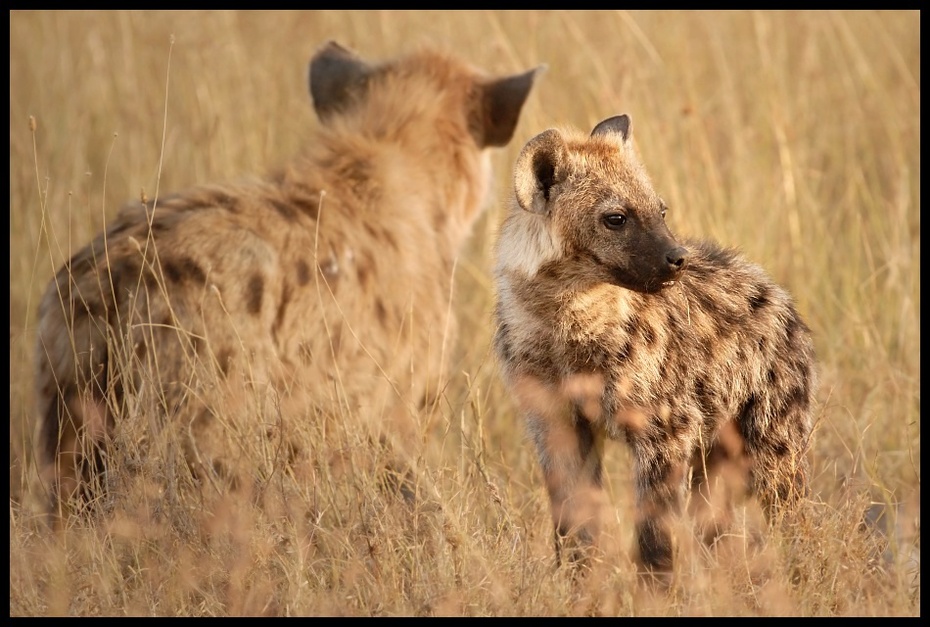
[35,40,542,512]
[493,115,816,576]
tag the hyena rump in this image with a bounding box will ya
[35,40,541,511]
[493,115,816,575]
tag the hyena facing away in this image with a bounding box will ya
[493,115,816,577]
[35,40,542,512]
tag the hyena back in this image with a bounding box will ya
[35,41,541,512]
[493,115,816,575]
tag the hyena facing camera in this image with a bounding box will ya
[493,115,816,576]
[35,40,542,513]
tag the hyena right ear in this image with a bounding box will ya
[475,65,546,148]
[591,114,632,145]
[514,128,567,215]
[309,40,373,122]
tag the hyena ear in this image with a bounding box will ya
[308,40,373,122]
[474,65,546,148]
[514,128,567,215]
[591,114,632,145]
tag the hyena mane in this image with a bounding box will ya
[493,114,816,578]
[35,40,542,513]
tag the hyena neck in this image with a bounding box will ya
[501,261,640,347]
[287,124,490,250]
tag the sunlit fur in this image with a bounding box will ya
[34,41,541,512]
[494,117,817,577]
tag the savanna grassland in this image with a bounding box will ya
[9,10,919,616]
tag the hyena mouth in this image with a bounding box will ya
[646,275,682,293]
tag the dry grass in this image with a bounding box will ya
[9,10,919,616]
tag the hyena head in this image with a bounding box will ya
[513,114,688,293]
[309,40,540,146]
[309,41,543,224]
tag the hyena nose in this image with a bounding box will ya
[666,246,688,272]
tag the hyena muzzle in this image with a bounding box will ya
[493,114,816,577]
[34,40,542,514]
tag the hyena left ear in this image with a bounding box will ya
[308,40,373,122]
[591,114,633,145]
[514,128,567,215]
[474,65,546,148]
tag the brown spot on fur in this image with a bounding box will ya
[640,323,658,346]
[162,256,207,286]
[356,264,370,287]
[290,194,320,220]
[375,298,388,326]
[107,216,140,238]
[273,283,292,339]
[209,190,240,213]
[296,259,311,286]
[749,286,770,312]
[270,198,299,222]
[246,274,264,315]
[319,156,372,198]
[216,348,234,378]
[342,158,371,187]
[356,250,375,287]
[382,230,399,251]
[432,207,447,232]
[148,220,172,236]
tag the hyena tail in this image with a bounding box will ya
[34,278,116,514]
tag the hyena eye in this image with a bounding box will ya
[602,213,627,230]
[659,203,668,220]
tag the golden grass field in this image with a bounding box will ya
[9,10,920,616]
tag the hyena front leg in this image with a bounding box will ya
[632,440,690,578]
[528,407,606,570]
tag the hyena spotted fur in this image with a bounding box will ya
[493,115,816,576]
[35,40,541,512]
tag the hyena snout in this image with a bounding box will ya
[606,236,688,293]
[665,245,689,276]
[638,238,688,291]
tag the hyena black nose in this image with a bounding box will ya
[666,246,688,272]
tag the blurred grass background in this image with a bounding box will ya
[9,10,919,616]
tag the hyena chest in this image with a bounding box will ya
[554,315,690,437]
